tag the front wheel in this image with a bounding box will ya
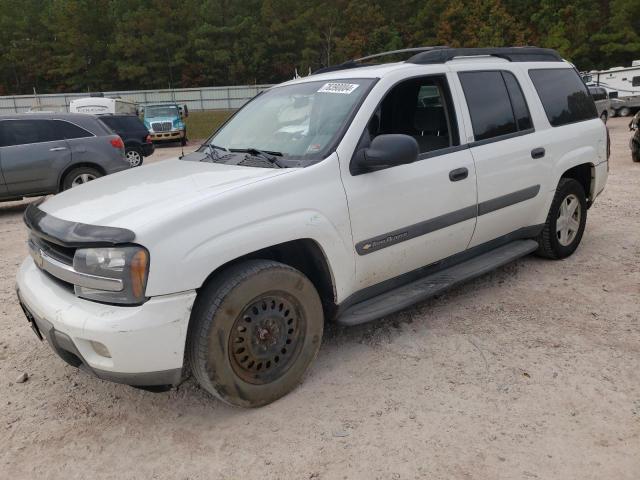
[631,135,640,162]
[187,260,324,407]
[619,107,631,117]
[536,178,587,259]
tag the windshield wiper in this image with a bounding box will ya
[201,143,229,163]
[231,147,287,168]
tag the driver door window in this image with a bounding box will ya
[365,76,459,156]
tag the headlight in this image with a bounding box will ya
[73,246,149,305]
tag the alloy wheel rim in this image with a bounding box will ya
[71,173,96,187]
[229,294,305,385]
[556,193,581,246]
[126,150,142,167]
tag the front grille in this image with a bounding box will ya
[30,235,75,266]
[151,121,172,132]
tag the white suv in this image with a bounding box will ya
[16,47,609,407]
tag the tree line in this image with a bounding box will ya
[0,0,639,95]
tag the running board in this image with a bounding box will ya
[336,239,539,326]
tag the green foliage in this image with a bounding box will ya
[0,0,638,95]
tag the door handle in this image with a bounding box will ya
[531,147,545,159]
[449,167,468,182]
[49,147,67,152]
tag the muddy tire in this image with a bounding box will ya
[631,136,640,162]
[187,260,324,407]
[536,178,587,259]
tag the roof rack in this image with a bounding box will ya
[312,46,448,74]
[407,47,563,64]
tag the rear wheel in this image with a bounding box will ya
[536,178,587,259]
[619,107,631,117]
[125,148,143,167]
[187,260,324,407]
[62,167,102,190]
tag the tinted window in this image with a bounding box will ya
[0,120,61,147]
[529,69,597,126]
[632,76,640,87]
[503,72,533,131]
[588,87,607,101]
[459,71,517,141]
[100,116,145,132]
[51,120,93,139]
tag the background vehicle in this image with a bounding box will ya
[99,114,154,167]
[70,96,139,115]
[589,86,611,123]
[582,61,640,117]
[630,111,640,162]
[16,47,608,408]
[0,113,129,201]
[143,103,188,146]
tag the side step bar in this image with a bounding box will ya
[336,239,539,326]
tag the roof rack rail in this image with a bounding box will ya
[313,46,448,74]
[407,47,563,64]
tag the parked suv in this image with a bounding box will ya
[16,47,609,407]
[99,114,154,167]
[0,113,129,201]
[588,86,611,123]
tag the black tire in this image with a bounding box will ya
[187,260,324,407]
[125,147,144,167]
[631,136,640,162]
[536,178,587,259]
[61,166,102,191]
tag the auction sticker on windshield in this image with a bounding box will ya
[317,83,360,94]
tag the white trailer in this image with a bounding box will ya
[582,61,640,117]
[69,96,139,115]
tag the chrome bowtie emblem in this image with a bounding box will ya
[33,248,45,269]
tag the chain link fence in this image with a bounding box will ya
[0,85,273,114]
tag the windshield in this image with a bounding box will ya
[207,79,374,160]
[145,106,178,117]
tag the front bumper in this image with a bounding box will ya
[150,130,184,141]
[16,258,196,387]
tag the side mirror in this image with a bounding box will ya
[351,134,419,175]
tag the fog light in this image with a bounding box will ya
[90,341,111,358]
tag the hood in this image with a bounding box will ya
[40,158,291,230]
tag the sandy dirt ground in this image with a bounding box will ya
[1,119,638,479]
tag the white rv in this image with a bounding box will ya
[582,61,640,98]
[69,96,138,115]
[583,61,640,117]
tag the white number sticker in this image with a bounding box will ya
[317,83,360,95]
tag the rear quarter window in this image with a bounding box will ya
[51,120,93,139]
[529,68,597,127]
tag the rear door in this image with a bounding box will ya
[0,119,71,195]
[453,68,549,247]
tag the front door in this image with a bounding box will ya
[340,74,478,291]
[0,119,71,195]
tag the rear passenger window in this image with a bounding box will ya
[529,69,597,126]
[502,72,533,131]
[459,71,518,141]
[0,120,61,147]
[51,120,93,139]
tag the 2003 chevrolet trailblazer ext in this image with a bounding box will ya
[16,47,609,407]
